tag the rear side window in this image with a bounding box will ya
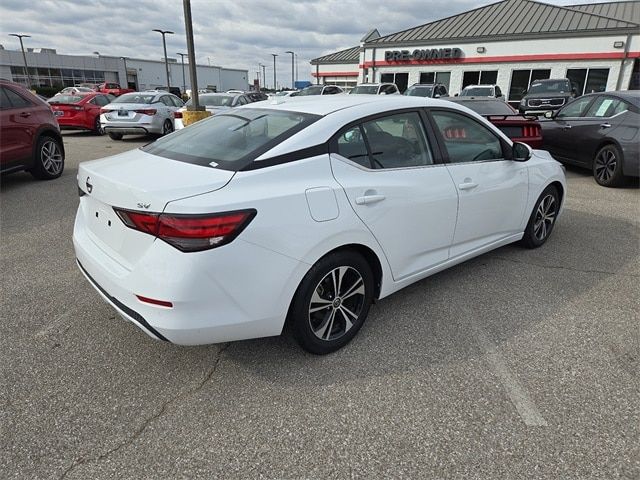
[431,110,503,163]
[141,108,320,171]
[3,87,32,108]
[584,96,626,118]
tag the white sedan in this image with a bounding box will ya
[73,95,566,354]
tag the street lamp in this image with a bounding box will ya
[152,29,174,89]
[120,56,129,88]
[271,53,278,90]
[176,52,187,94]
[285,50,294,89]
[259,63,266,91]
[9,34,32,88]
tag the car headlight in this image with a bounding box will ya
[520,99,526,106]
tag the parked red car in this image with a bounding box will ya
[48,92,114,134]
[0,80,65,179]
[449,98,543,149]
[96,82,134,97]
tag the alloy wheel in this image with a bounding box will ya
[308,266,366,341]
[594,148,616,183]
[533,194,556,241]
[41,140,63,176]
[95,116,104,135]
[163,120,173,135]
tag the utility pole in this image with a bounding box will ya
[152,29,174,88]
[259,63,266,90]
[176,52,187,94]
[120,57,129,88]
[9,34,32,88]
[271,53,278,90]
[183,0,203,111]
[285,50,294,89]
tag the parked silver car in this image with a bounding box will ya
[174,92,251,130]
[100,91,184,140]
[349,83,400,95]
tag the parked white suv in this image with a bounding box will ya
[460,84,505,100]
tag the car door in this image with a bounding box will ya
[541,95,595,163]
[85,96,102,128]
[159,95,174,120]
[0,86,38,166]
[429,108,529,257]
[576,95,629,166]
[330,110,459,280]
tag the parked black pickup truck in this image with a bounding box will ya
[519,78,578,115]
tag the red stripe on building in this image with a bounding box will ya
[312,71,359,77]
[359,51,640,68]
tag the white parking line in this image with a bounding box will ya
[473,325,548,427]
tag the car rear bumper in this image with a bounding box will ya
[72,208,305,345]
[103,126,152,135]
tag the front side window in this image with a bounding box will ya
[3,87,32,108]
[431,110,503,163]
[584,96,625,118]
[141,108,320,171]
[556,96,594,118]
[361,112,433,169]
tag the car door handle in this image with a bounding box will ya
[600,123,611,129]
[562,125,572,130]
[19,112,31,118]
[355,194,385,205]
[458,182,478,190]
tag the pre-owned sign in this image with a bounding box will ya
[385,48,463,62]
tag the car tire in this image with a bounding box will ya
[521,185,560,249]
[94,116,104,135]
[593,144,625,187]
[162,119,173,136]
[30,135,64,180]
[289,250,374,355]
[108,132,123,140]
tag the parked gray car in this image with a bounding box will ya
[100,91,184,140]
[540,91,639,187]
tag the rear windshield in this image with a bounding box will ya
[141,108,321,171]
[404,86,433,97]
[461,87,493,97]
[186,95,235,107]
[527,80,571,94]
[112,93,155,104]
[48,95,83,104]
[457,100,515,115]
[350,85,379,95]
[296,86,324,96]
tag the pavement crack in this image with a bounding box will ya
[492,256,639,278]
[58,343,230,480]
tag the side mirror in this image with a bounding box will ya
[544,110,554,119]
[512,141,532,162]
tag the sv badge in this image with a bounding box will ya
[137,202,151,209]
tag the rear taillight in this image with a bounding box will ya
[134,108,157,116]
[113,208,256,252]
[173,111,182,119]
[100,108,110,115]
[523,125,541,137]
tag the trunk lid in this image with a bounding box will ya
[78,149,234,267]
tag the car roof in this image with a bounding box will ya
[200,92,243,97]
[463,84,496,88]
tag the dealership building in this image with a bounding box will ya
[311,0,640,103]
[0,48,249,93]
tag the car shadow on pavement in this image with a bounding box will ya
[219,207,638,386]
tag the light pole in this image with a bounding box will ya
[271,53,278,90]
[285,50,294,89]
[182,0,203,111]
[176,52,187,94]
[120,56,129,88]
[10,34,32,88]
[152,29,174,88]
[259,63,266,90]
[295,53,298,83]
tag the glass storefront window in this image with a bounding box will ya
[566,68,609,95]
[508,69,551,101]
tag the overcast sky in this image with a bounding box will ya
[1,0,605,82]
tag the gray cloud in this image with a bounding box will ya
[0,0,606,82]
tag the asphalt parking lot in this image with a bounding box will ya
[1,131,638,479]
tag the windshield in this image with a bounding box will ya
[186,95,235,107]
[296,86,324,96]
[404,86,433,97]
[48,95,83,104]
[461,87,493,97]
[112,93,156,104]
[457,100,515,115]
[527,80,571,94]
[350,85,379,95]
[141,108,321,171]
